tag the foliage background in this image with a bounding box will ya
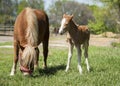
[0,0,120,34]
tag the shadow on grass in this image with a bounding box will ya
[32,64,66,77]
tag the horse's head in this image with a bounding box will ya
[19,46,36,76]
[59,14,73,35]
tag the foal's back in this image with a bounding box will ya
[67,25,90,44]
[78,25,90,43]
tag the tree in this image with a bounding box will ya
[17,0,44,14]
[48,0,94,28]
[88,5,108,34]
[0,0,45,25]
[0,0,15,25]
[93,0,120,33]
[27,0,44,10]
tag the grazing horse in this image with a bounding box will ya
[10,7,49,76]
[59,14,90,74]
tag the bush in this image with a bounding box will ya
[111,42,120,48]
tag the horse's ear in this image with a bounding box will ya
[71,14,73,19]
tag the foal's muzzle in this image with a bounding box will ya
[59,28,66,35]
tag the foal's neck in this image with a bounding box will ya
[68,20,78,38]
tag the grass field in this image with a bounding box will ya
[0,45,120,86]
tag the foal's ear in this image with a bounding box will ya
[63,14,66,17]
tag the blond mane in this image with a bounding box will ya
[26,7,38,47]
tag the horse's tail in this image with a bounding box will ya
[21,7,38,69]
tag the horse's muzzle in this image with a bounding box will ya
[20,66,33,75]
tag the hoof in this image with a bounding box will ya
[43,65,47,70]
[10,73,14,76]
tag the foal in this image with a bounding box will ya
[59,14,90,74]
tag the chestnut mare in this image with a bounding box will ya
[10,7,49,76]
[59,14,90,74]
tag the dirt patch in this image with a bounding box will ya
[49,34,119,47]
[0,35,13,42]
[0,34,119,47]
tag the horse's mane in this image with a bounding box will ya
[26,7,38,47]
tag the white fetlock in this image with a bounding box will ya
[78,65,82,74]
[10,69,15,76]
[65,66,69,72]
[10,71,15,76]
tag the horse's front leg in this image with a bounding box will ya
[76,44,82,74]
[65,39,74,72]
[10,41,19,76]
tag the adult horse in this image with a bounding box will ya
[59,14,90,74]
[10,7,49,76]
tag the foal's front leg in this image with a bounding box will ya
[76,44,82,74]
[65,40,74,72]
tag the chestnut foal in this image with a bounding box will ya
[59,14,90,74]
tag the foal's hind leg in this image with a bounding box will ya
[65,39,74,72]
[76,44,82,74]
[10,41,19,76]
[84,42,90,72]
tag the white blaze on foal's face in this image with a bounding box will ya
[59,18,67,34]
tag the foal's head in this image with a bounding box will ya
[59,14,73,35]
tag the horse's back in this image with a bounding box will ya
[14,7,49,47]
[34,9,49,43]
[14,8,28,46]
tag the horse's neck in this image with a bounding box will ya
[68,20,78,40]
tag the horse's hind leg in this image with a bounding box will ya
[34,47,39,69]
[10,41,19,76]
[65,39,74,72]
[42,34,49,69]
[84,41,90,72]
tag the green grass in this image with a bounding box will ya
[0,46,120,86]
[111,42,120,48]
[0,42,12,46]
